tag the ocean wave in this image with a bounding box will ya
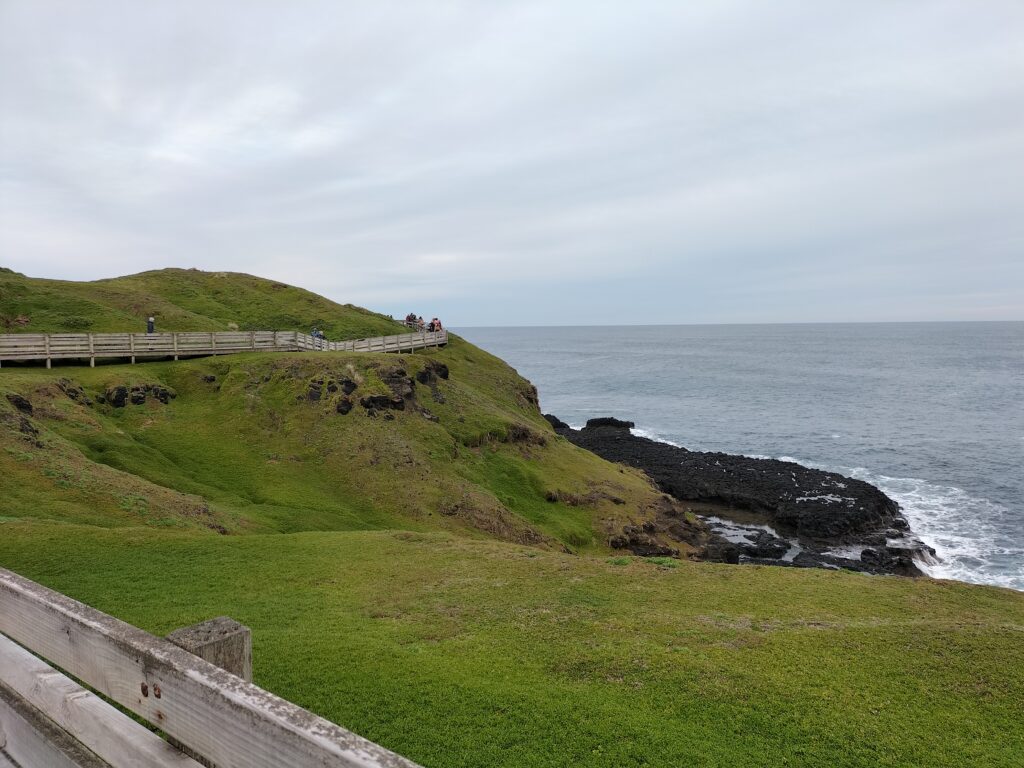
[777,456,1022,591]
[629,427,683,447]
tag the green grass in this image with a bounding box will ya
[2,268,1023,766]
[1,266,402,338]
[1,317,660,548]
[0,523,1021,768]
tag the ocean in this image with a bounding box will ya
[457,323,1024,591]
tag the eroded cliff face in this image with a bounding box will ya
[549,416,936,576]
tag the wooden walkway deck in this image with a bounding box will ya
[0,329,447,368]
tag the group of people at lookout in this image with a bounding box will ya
[404,313,444,332]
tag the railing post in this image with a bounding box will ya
[250,330,255,351]
[128,334,135,365]
[44,335,51,369]
[87,333,95,367]
[166,617,252,767]
[173,332,179,361]
[210,332,216,356]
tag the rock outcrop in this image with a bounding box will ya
[550,415,935,576]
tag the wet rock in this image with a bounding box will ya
[741,530,791,560]
[336,398,352,415]
[202,374,217,383]
[5,393,33,415]
[560,418,902,540]
[306,385,322,402]
[340,379,357,395]
[702,537,741,564]
[128,387,147,405]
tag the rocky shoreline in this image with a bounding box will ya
[547,415,937,577]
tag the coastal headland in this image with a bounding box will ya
[1,268,1022,767]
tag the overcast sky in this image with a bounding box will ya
[1,1,1022,325]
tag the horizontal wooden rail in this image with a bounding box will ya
[0,634,201,767]
[0,567,421,768]
[0,329,447,368]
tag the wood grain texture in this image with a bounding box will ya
[0,569,421,768]
[0,634,200,768]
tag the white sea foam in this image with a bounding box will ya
[777,455,1022,591]
[795,494,850,504]
[629,427,683,447]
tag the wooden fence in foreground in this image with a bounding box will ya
[0,567,420,768]
[0,329,448,368]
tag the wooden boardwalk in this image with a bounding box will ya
[0,329,447,368]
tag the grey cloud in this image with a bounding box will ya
[1,0,1022,323]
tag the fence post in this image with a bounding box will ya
[173,333,179,361]
[128,334,135,365]
[166,617,253,766]
[166,617,252,683]
[210,332,216,356]
[87,333,95,367]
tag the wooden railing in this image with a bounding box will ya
[0,567,421,768]
[0,330,448,368]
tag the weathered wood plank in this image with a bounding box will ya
[166,617,252,683]
[0,634,201,768]
[0,680,111,768]
[0,568,421,768]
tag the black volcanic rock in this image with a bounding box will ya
[585,417,635,430]
[557,419,902,540]
[543,413,570,430]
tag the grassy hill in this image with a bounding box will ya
[2,269,1023,767]
[0,266,400,338]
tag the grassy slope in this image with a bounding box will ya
[0,526,1021,768]
[0,266,400,338]
[2,268,1023,766]
[0,340,661,548]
